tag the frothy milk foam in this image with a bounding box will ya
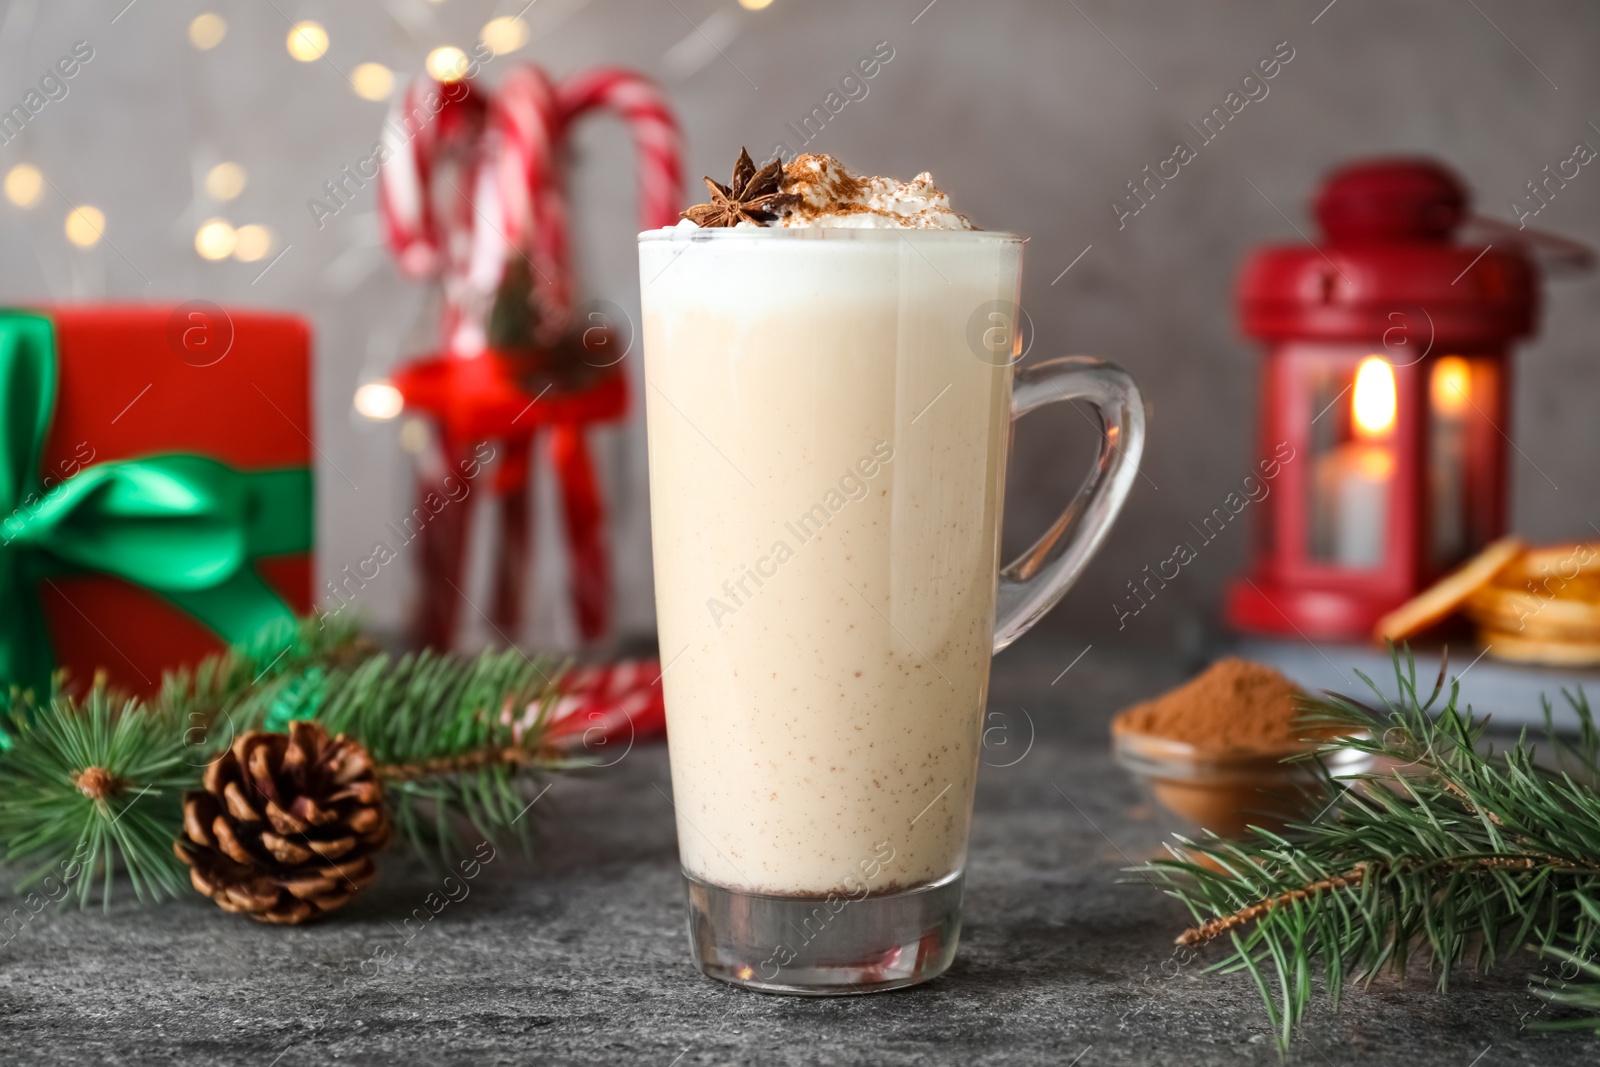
[640,159,1021,895]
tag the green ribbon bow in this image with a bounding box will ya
[0,311,313,698]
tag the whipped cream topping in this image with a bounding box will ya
[670,153,974,232]
[776,154,973,230]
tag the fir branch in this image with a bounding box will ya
[1177,863,1371,947]
[0,686,195,909]
[146,614,368,757]
[1141,650,1600,1049]
[377,745,546,781]
[268,645,568,866]
[0,617,571,908]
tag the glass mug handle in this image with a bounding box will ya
[993,356,1146,652]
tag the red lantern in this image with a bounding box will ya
[1226,158,1557,639]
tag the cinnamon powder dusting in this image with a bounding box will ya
[781,152,867,223]
[679,148,973,230]
[1112,659,1322,754]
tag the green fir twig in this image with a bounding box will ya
[268,645,568,865]
[0,618,575,909]
[1140,649,1600,1049]
[0,686,193,909]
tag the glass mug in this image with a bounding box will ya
[637,227,1144,994]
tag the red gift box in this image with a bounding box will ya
[14,305,313,694]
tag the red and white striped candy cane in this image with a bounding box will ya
[378,76,499,353]
[555,67,684,231]
[379,63,685,649]
[381,66,682,354]
[483,67,684,339]
[378,78,444,278]
[511,658,667,749]
[519,69,681,337]
[378,77,488,278]
[485,65,566,342]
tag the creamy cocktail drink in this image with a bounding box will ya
[640,152,1144,993]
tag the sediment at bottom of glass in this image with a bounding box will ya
[683,870,964,995]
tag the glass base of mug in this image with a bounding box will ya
[684,870,963,995]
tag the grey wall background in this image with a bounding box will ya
[2,0,1598,664]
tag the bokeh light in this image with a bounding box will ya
[205,162,246,201]
[232,224,273,262]
[481,17,529,55]
[425,46,469,83]
[355,382,405,420]
[4,164,43,208]
[195,218,237,260]
[352,63,395,101]
[287,22,329,62]
[65,206,105,248]
[400,417,430,452]
[188,13,227,50]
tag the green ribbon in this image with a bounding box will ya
[0,311,313,698]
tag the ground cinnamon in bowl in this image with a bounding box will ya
[1113,658,1314,754]
[1111,659,1366,837]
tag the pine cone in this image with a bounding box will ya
[175,721,390,925]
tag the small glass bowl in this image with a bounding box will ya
[1113,732,1374,839]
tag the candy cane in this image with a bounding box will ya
[377,78,440,277]
[380,67,682,353]
[486,65,566,342]
[555,67,684,231]
[535,69,682,336]
[378,77,486,278]
[379,64,684,649]
[378,76,496,352]
[472,67,683,344]
[516,72,679,642]
[520,658,668,749]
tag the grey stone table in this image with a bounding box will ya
[2,647,1595,1066]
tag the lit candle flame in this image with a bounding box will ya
[1352,356,1396,438]
[1431,356,1470,417]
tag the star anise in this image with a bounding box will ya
[681,148,793,227]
